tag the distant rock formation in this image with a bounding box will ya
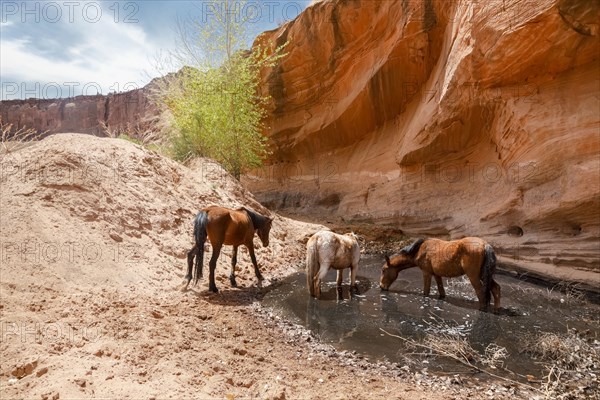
[0,82,159,137]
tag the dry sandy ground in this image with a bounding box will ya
[0,134,531,399]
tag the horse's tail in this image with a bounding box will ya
[193,211,208,245]
[481,243,497,309]
[193,211,209,282]
[306,239,319,296]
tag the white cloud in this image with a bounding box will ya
[0,13,172,99]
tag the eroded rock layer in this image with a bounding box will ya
[0,87,157,136]
[246,0,600,282]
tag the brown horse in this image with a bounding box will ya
[379,238,501,312]
[185,205,273,293]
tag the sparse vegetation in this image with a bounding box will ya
[154,0,286,179]
[383,315,599,399]
[523,329,599,399]
[0,118,40,158]
[383,313,538,390]
[98,119,166,153]
[504,279,588,306]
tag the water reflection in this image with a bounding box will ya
[306,297,361,344]
[262,255,600,379]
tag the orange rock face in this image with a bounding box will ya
[0,87,157,136]
[246,0,600,282]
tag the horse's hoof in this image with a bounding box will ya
[438,295,446,300]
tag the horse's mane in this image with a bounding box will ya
[241,207,270,229]
[400,238,425,257]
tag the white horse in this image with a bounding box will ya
[306,230,360,298]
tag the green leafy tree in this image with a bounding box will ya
[158,0,285,179]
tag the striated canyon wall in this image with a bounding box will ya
[0,86,158,136]
[245,0,600,283]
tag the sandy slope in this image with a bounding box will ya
[0,134,524,399]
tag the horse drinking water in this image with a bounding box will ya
[185,205,273,293]
[379,237,501,312]
[306,231,360,298]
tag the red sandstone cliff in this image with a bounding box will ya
[246,0,600,282]
[0,85,158,136]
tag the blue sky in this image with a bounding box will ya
[0,1,311,100]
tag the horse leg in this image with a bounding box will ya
[434,275,446,299]
[422,272,432,297]
[184,244,197,289]
[315,263,330,298]
[466,274,486,311]
[229,246,238,287]
[208,244,222,293]
[491,280,501,313]
[194,241,205,285]
[248,244,264,281]
[336,270,344,301]
[350,262,359,295]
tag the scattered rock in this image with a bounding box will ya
[41,392,59,400]
[273,390,286,400]
[109,233,123,242]
[11,359,38,378]
[74,378,87,388]
[233,348,247,356]
[36,367,49,377]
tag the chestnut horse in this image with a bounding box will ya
[184,205,273,293]
[380,238,501,312]
[306,231,360,298]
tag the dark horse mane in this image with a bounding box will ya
[400,238,425,257]
[240,207,270,229]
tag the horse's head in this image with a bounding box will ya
[379,254,409,290]
[380,239,424,290]
[257,217,273,247]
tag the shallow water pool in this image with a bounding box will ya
[263,256,600,381]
